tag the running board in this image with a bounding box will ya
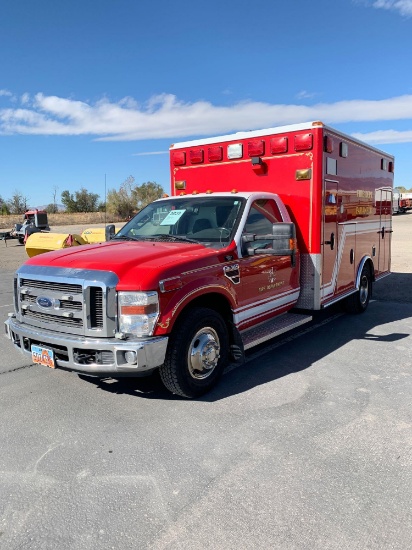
[241,312,312,351]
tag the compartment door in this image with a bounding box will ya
[322,179,339,301]
[377,188,392,273]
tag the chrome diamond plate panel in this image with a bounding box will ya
[296,253,321,310]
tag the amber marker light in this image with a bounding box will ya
[120,304,158,315]
[175,180,186,190]
[206,190,213,194]
[296,169,312,180]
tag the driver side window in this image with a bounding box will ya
[243,199,280,250]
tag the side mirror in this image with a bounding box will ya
[242,222,297,265]
[105,224,116,241]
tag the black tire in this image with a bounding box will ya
[344,264,372,314]
[159,307,229,398]
[18,236,24,244]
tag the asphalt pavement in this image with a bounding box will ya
[0,223,411,549]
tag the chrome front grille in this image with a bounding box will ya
[15,266,118,338]
[23,310,83,328]
[21,278,82,294]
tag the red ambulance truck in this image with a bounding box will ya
[5,121,394,397]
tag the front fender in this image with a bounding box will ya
[155,276,237,335]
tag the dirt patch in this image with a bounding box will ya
[0,212,123,230]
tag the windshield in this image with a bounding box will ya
[114,196,245,249]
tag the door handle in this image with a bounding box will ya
[325,232,335,250]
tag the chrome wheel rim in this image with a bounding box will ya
[359,274,369,306]
[187,327,220,380]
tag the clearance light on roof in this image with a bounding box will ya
[227,143,243,159]
[162,193,169,198]
[296,169,312,180]
[231,189,238,193]
[248,140,265,157]
[206,190,213,194]
[175,180,186,190]
[173,152,186,166]
[295,133,313,151]
[179,191,186,196]
[270,137,288,154]
[192,190,199,194]
[208,146,223,162]
[312,121,324,127]
[190,148,204,164]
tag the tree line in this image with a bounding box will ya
[0,177,164,217]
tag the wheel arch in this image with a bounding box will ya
[356,255,375,288]
[175,291,234,329]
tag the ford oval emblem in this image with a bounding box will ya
[37,296,53,309]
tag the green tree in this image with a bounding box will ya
[61,188,100,213]
[106,175,136,219]
[61,190,77,213]
[45,203,59,213]
[0,195,10,215]
[132,181,164,210]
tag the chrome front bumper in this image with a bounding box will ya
[5,315,168,376]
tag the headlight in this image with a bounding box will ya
[118,291,159,337]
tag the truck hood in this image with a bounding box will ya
[25,240,226,290]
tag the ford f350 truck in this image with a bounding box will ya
[5,121,394,397]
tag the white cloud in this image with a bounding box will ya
[0,89,12,97]
[352,128,412,143]
[2,91,412,144]
[295,90,317,100]
[369,0,412,16]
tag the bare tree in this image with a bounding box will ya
[52,185,59,212]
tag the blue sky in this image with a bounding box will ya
[1,0,412,207]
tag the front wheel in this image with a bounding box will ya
[344,264,372,313]
[159,307,229,398]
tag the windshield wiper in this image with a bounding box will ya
[153,234,200,244]
[113,234,142,242]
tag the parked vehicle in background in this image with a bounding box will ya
[10,209,50,244]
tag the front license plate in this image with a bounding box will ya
[31,345,55,369]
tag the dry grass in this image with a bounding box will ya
[0,212,124,230]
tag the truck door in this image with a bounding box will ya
[321,179,339,301]
[237,200,297,327]
[377,188,392,273]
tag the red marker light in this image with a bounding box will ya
[173,152,186,166]
[190,148,204,164]
[208,146,223,162]
[248,140,265,157]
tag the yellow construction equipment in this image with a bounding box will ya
[25,227,115,258]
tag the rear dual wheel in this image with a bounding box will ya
[160,307,229,398]
[344,264,371,313]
